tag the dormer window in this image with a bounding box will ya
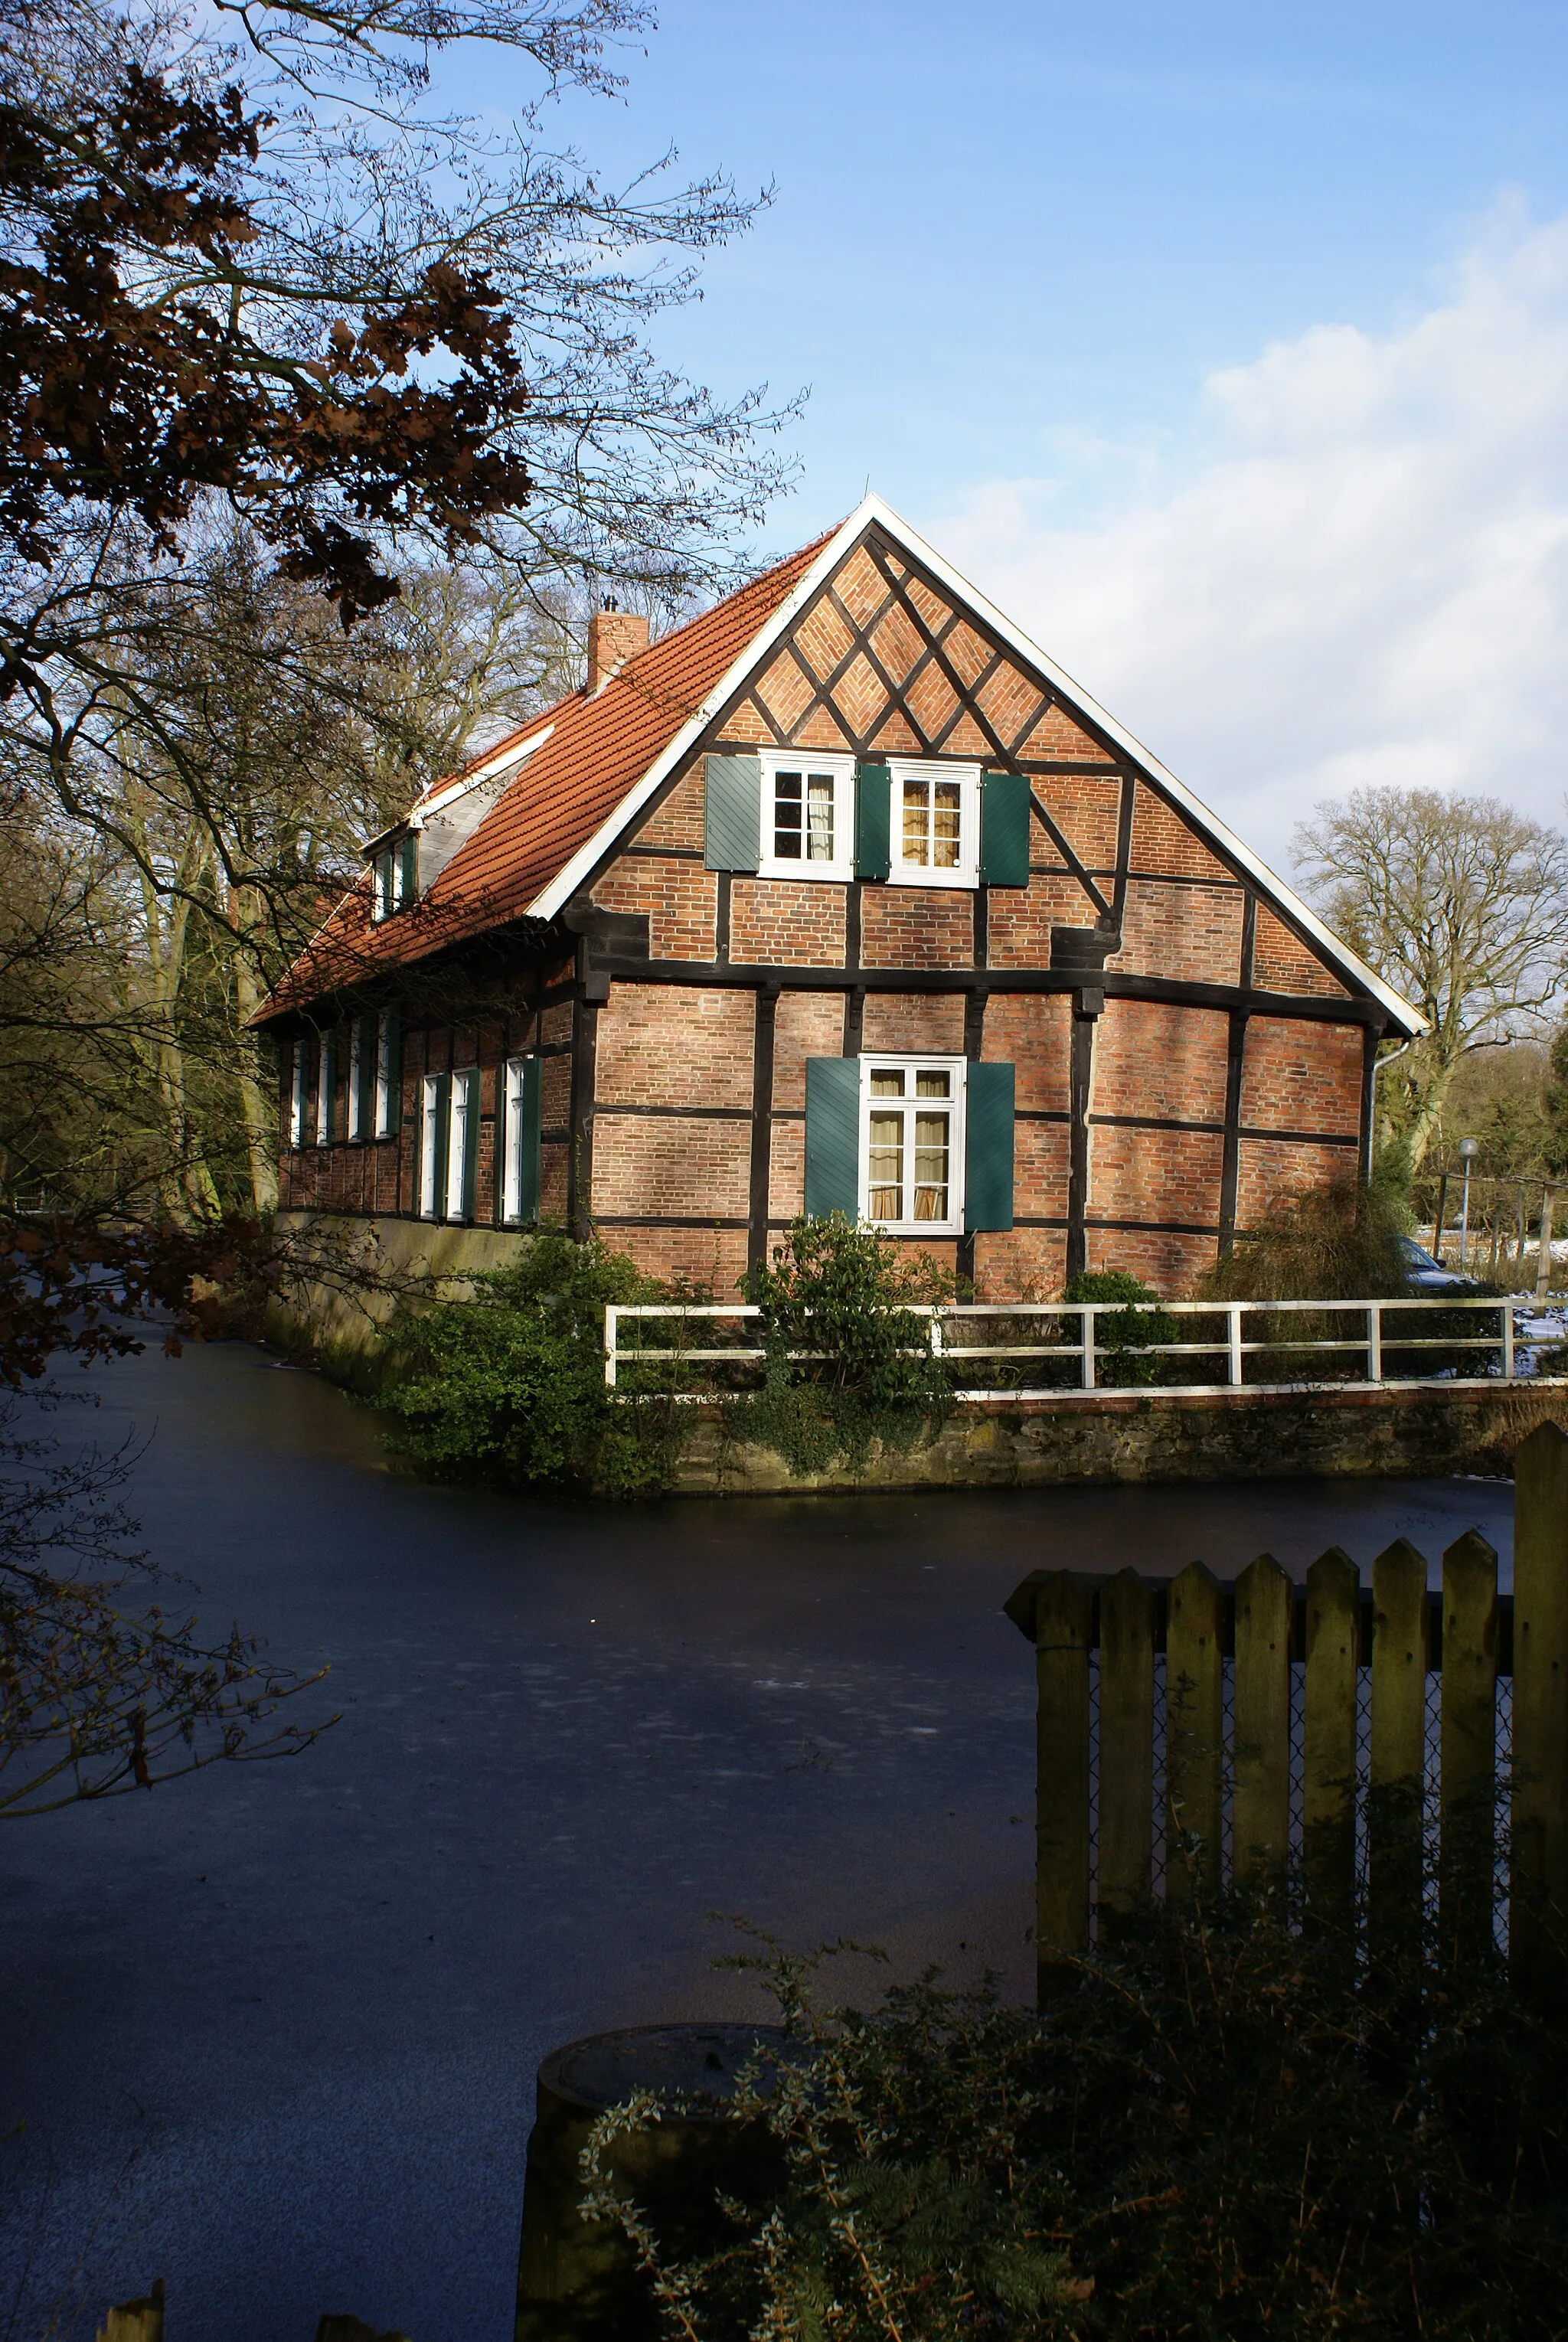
[371,835,417,921]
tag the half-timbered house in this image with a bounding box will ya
[260,496,1422,1302]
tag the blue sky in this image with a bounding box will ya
[451,2,1568,863]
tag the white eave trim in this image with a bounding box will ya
[413,722,555,825]
[529,495,1426,1036]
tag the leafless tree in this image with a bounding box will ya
[1294,788,1568,1171]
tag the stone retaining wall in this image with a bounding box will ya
[672,1383,1563,1493]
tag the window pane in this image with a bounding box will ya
[773,769,803,859]
[867,1110,903,1221]
[913,1109,949,1220]
[902,778,929,865]
[933,782,962,869]
[915,1070,950,1097]
[870,1069,905,1096]
[806,773,835,861]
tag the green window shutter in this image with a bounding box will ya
[980,772,1031,886]
[965,1061,1015,1232]
[400,834,419,903]
[519,1057,543,1221]
[805,1057,861,1220]
[320,1034,337,1142]
[704,753,761,871]
[459,1072,480,1220]
[854,763,890,880]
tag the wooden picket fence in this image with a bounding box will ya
[1007,1420,1568,1998]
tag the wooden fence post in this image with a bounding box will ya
[1439,1529,1498,1961]
[1233,1554,1292,1885]
[1165,1562,1223,1901]
[1034,1572,1094,1997]
[1303,1547,1359,1917]
[1511,1423,1568,1990]
[1367,1537,1429,1940]
[1098,1570,1155,1920]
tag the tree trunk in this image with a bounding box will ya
[231,934,279,1217]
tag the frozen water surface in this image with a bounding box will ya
[0,1341,1516,2341]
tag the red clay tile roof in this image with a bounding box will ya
[259,526,838,1018]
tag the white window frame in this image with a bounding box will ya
[369,841,410,923]
[347,1020,364,1142]
[446,1067,479,1223]
[858,1053,967,1236]
[501,1056,531,1224]
[289,1040,307,1148]
[757,750,857,884]
[374,1011,397,1138]
[315,1034,332,1146]
[418,1074,443,1220]
[889,759,981,890]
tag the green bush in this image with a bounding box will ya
[728,1213,954,1476]
[1063,1269,1178,1386]
[377,1228,679,1494]
[586,1896,1568,2342]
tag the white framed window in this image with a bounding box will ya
[374,1011,397,1138]
[370,836,416,922]
[890,759,980,888]
[289,1040,307,1148]
[446,1068,479,1223]
[859,1054,966,1235]
[419,1074,443,1219]
[347,1020,364,1142]
[315,1034,333,1145]
[758,750,856,882]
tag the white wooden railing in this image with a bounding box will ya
[603,1294,1568,1402]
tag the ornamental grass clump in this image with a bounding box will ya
[583,1893,1568,2342]
[727,1213,954,1477]
[377,1228,680,1494]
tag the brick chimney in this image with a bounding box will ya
[586,600,649,693]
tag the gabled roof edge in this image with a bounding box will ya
[529,492,1424,1038]
[527,508,870,923]
[851,499,1425,1036]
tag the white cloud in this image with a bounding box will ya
[936,204,1568,875]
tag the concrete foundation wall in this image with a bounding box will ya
[268,1209,535,1385]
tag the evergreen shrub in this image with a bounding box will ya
[1062,1269,1178,1386]
[377,1228,679,1494]
[728,1213,954,1477]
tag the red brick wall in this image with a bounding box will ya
[596,985,754,1109]
[860,885,972,970]
[590,858,717,959]
[1237,1137,1352,1224]
[593,1114,751,1220]
[972,1229,1069,1302]
[1094,1000,1230,1125]
[983,994,1071,1112]
[1119,878,1246,985]
[861,992,966,1054]
[1253,906,1348,998]
[1091,1124,1225,1229]
[1241,1017,1362,1136]
[731,877,848,966]
[773,991,846,1108]
[1086,1227,1219,1292]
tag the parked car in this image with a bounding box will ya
[1397,1236,1484,1294]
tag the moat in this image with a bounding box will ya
[0,1341,1516,2342]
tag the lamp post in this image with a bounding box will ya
[1457,1136,1480,1269]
